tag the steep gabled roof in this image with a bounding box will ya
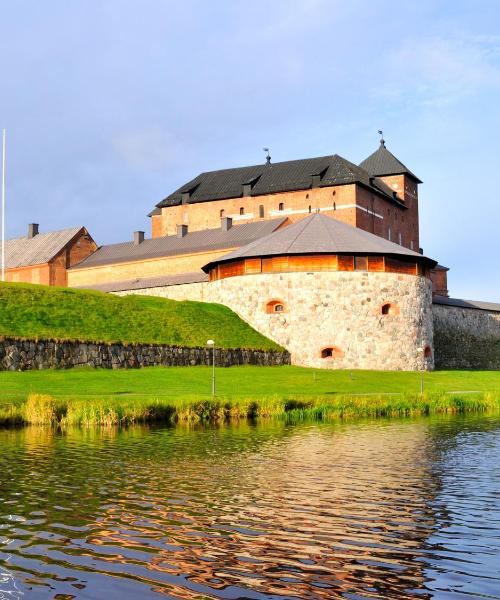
[72,218,288,270]
[154,154,404,210]
[5,227,85,269]
[203,213,436,272]
[359,142,422,183]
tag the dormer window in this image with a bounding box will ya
[181,192,190,205]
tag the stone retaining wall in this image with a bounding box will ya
[0,338,290,371]
[432,305,500,369]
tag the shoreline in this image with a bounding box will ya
[1,391,499,427]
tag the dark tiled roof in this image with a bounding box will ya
[71,218,287,270]
[203,213,436,272]
[5,227,85,269]
[154,154,404,210]
[359,142,422,183]
[76,271,209,293]
[433,295,500,313]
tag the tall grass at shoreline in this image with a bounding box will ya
[2,391,498,427]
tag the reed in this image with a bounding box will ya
[1,390,498,427]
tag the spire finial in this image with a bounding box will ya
[263,147,271,164]
[378,130,385,147]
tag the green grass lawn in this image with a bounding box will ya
[1,365,499,401]
[1,366,499,425]
[0,281,281,350]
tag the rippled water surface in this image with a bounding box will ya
[0,416,499,599]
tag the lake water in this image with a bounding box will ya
[0,416,499,599]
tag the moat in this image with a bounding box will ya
[0,415,499,599]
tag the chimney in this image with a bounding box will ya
[28,223,39,239]
[133,231,145,245]
[221,217,233,232]
[177,224,188,238]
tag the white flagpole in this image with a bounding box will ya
[1,128,5,282]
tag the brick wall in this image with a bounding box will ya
[67,248,238,287]
[153,183,418,250]
[4,263,51,285]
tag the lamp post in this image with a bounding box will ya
[417,347,424,394]
[207,339,215,396]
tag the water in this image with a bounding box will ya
[0,416,499,599]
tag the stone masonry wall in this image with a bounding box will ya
[113,281,209,301]
[120,272,434,370]
[0,338,290,371]
[432,304,500,369]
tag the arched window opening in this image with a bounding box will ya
[220,209,225,218]
[259,205,265,218]
[381,302,399,316]
[239,207,245,215]
[278,202,284,211]
[333,202,336,211]
[308,205,312,213]
[320,346,344,359]
[265,300,286,314]
[424,346,432,358]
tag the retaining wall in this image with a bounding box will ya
[0,338,290,371]
[432,305,500,369]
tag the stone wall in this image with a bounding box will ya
[117,271,434,371]
[0,338,290,371]
[433,305,500,369]
[113,281,209,301]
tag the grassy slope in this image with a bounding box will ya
[0,281,281,350]
[1,365,499,401]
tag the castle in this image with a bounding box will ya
[3,140,499,370]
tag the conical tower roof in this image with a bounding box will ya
[202,213,435,272]
[359,141,422,183]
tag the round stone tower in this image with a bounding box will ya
[203,213,436,371]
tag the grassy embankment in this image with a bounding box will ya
[1,282,499,426]
[0,281,281,349]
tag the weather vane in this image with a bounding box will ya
[263,147,271,164]
[378,130,385,146]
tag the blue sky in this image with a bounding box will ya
[1,0,499,300]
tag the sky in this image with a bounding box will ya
[0,0,499,300]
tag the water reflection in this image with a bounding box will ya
[0,416,498,599]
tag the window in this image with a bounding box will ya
[278,202,284,211]
[381,302,399,316]
[320,346,344,359]
[239,207,245,215]
[398,232,403,246]
[259,205,265,218]
[265,300,286,314]
[424,346,432,358]
[220,209,225,218]
[388,227,392,241]
[308,205,312,213]
[333,202,336,211]
[354,256,368,271]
